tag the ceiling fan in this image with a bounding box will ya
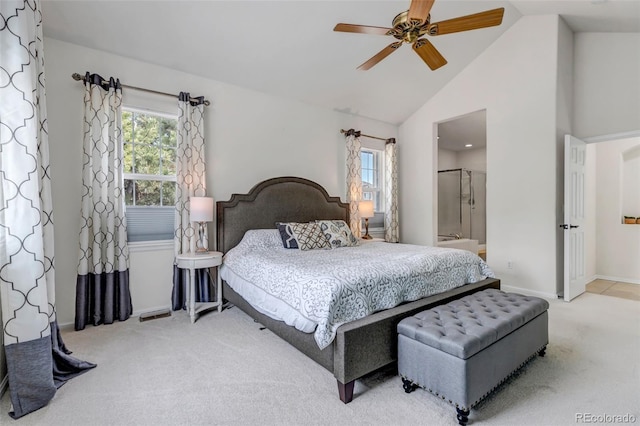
[333,0,504,71]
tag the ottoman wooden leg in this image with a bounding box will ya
[456,407,470,426]
[402,378,417,393]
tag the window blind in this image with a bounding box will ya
[125,206,175,242]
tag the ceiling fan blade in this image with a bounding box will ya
[429,8,504,35]
[413,38,447,70]
[408,0,435,23]
[357,42,403,71]
[333,23,393,36]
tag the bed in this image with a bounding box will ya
[216,176,500,403]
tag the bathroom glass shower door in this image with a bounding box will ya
[438,169,463,239]
[438,169,486,244]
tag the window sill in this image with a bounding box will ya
[128,240,173,253]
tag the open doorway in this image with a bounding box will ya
[435,110,487,259]
[582,131,640,301]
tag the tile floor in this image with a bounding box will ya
[586,279,640,301]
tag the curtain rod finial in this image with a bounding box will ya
[71,73,83,81]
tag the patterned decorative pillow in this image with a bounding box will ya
[316,220,359,248]
[290,222,331,251]
[276,222,299,249]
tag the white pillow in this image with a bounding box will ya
[239,229,283,250]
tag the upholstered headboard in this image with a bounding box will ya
[216,176,349,253]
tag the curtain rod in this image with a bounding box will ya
[340,128,396,144]
[71,73,210,106]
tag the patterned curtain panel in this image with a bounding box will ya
[0,1,95,419]
[75,72,132,330]
[171,93,212,310]
[385,140,399,242]
[345,130,363,238]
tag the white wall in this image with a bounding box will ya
[573,32,640,286]
[573,33,640,138]
[595,137,640,283]
[44,38,398,327]
[400,15,562,297]
[438,147,486,172]
[437,149,458,170]
[456,147,487,172]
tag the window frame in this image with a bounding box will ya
[122,106,178,208]
[121,106,178,243]
[361,147,385,213]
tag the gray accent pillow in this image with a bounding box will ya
[276,222,299,249]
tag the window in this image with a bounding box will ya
[122,108,177,242]
[622,145,640,223]
[361,149,384,212]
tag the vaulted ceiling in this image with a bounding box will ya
[42,1,640,125]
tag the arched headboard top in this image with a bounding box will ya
[216,176,349,253]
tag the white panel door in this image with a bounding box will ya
[563,135,587,301]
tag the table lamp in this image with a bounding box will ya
[359,200,374,240]
[190,196,214,253]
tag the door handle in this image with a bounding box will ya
[570,225,579,229]
[560,224,579,229]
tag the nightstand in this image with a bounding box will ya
[176,251,223,323]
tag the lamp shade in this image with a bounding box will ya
[359,200,374,218]
[190,196,214,222]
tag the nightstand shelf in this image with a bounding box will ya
[176,251,223,323]
[360,237,385,242]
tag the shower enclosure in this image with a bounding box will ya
[438,168,486,244]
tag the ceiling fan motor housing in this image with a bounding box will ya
[391,10,431,43]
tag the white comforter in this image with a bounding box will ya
[220,229,494,349]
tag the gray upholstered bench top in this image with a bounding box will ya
[397,289,549,360]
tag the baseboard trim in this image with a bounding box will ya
[58,322,75,332]
[593,275,640,285]
[58,304,174,331]
[501,285,558,300]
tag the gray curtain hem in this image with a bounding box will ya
[75,270,132,331]
[6,321,96,419]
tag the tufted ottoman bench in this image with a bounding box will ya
[397,288,549,425]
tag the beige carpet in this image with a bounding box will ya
[1,292,639,426]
